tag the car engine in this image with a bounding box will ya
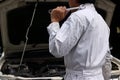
[1,57,65,77]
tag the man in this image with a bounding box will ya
[47,0,110,80]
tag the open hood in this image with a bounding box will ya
[0,0,115,56]
[0,0,69,58]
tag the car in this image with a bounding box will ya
[0,0,119,80]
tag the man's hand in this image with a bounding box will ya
[50,6,67,22]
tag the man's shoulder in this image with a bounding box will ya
[71,10,90,21]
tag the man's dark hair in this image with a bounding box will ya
[77,0,95,4]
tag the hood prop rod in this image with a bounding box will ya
[18,0,38,72]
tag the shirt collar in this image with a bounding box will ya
[78,3,95,11]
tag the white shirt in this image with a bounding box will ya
[47,3,110,76]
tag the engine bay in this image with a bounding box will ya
[1,57,65,77]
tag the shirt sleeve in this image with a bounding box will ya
[47,13,84,58]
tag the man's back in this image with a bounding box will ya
[64,3,110,71]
